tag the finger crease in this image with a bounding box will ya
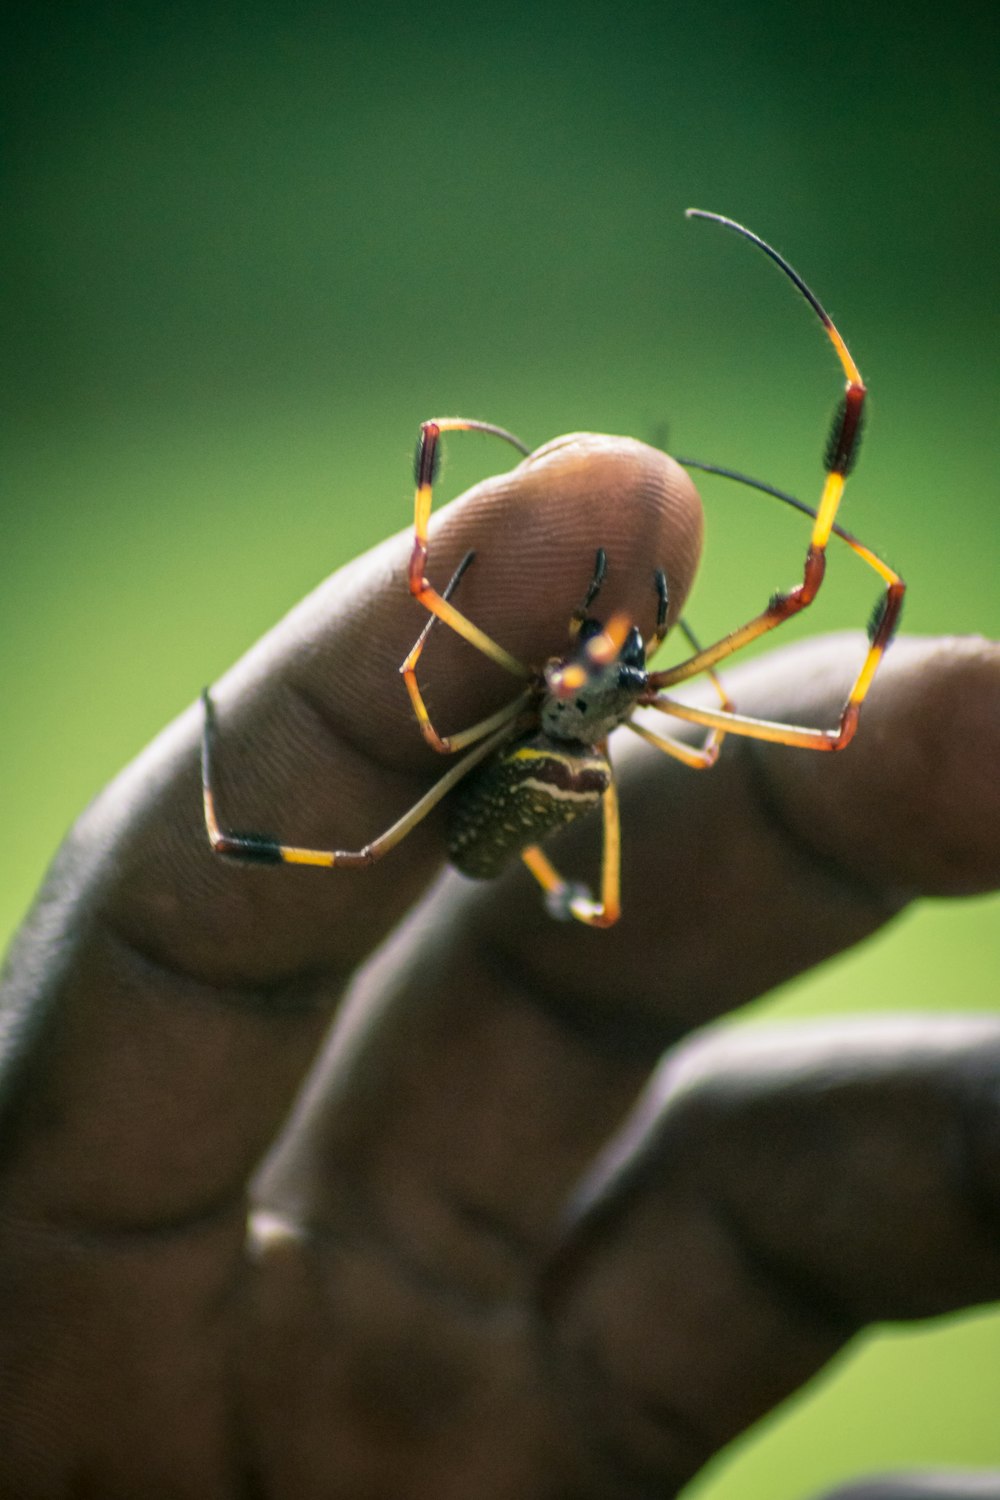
[285,673,433,794]
[99,910,340,1016]
[474,928,686,1065]
[536,1317,715,1498]
[711,1194,859,1337]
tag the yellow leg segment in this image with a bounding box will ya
[409,417,533,681]
[627,718,724,769]
[521,767,621,928]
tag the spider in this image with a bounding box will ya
[202,210,905,928]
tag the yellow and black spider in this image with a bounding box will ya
[202,211,904,928]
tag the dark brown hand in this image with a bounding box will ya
[1,437,997,1499]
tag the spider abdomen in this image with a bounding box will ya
[446,732,610,880]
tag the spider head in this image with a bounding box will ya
[540,614,648,745]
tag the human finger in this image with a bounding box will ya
[538,1016,1000,1495]
[0,434,701,1230]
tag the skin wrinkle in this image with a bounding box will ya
[281,671,440,808]
[96,909,331,1019]
[470,923,689,1065]
[548,1252,816,1498]
[2,1190,249,1249]
[252,1178,528,1322]
[706,1191,859,1335]
[432,1181,540,1270]
[534,1314,715,1500]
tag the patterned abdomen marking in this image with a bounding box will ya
[446,733,610,880]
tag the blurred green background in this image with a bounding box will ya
[3,3,997,1495]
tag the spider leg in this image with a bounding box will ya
[200,688,516,869]
[521,748,621,928]
[645,560,902,750]
[568,548,608,639]
[646,495,904,749]
[400,548,534,752]
[409,418,533,680]
[645,567,670,654]
[651,210,870,691]
[630,616,735,767]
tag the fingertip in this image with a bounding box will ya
[500,432,704,638]
[758,634,1000,898]
[295,432,706,770]
[412,431,704,692]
